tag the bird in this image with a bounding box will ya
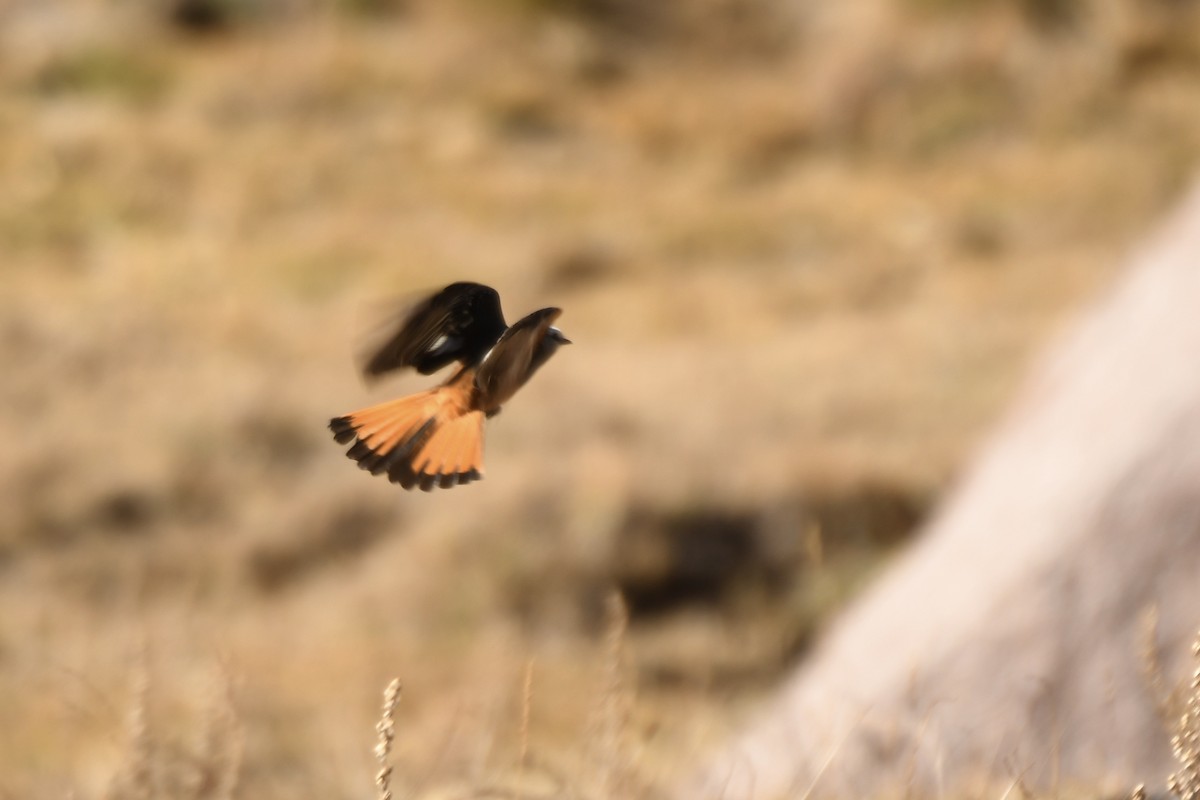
[329,282,571,491]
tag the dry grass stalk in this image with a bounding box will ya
[129,641,153,800]
[104,635,154,800]
[375,678,402,800]
[1142,606,1180,722]
[998,776,1032,800]
[189,662,243,800]
[794,712,863,800]
[589,590,632,799]
[518,658,535,799]
[1138,616,1200,800]
[1130,783,1147,800]
[1167,633,1200,800]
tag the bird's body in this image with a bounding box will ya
[330,282,569,491]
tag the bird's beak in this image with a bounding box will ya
[549,327,572,345]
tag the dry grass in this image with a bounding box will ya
[99,645,244,800]
[105,638,152,800]
[1167,635,1200,800]
[2,0,1200,797]
[375,678,402,800]
[587,592,635,797]
[353,596,640,800]
[1139,614,1200,800]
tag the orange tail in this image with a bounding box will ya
[330,389,485,491]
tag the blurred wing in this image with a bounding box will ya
[474,307,562,402]
[361,282,508,378]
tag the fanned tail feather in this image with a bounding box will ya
[411,411,486,489]
[330,389,485,491]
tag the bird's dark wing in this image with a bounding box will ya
[361,282,508,378]
[473,307,562,405]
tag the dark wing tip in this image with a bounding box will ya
[330,416,357,444]
[331,415,440,485]
[387,464,483,491]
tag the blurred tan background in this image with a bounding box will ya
[1,0,1198,797]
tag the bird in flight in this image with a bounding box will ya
[330,282,571,491]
